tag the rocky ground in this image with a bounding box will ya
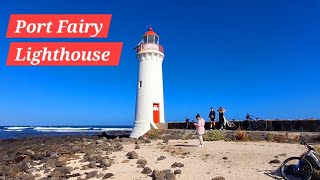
[0,134,318,180]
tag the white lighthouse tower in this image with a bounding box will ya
[130,27,165,138]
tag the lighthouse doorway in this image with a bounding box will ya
[153,103,160,124]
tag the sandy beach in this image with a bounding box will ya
[3,137,308,180]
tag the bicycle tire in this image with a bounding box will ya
[280,157,313,180]
[241,120,251,131]
[256,120,268,131]
[228,121,240,130]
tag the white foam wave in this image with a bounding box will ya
[4,129,23,132]
[5,127,30,130]
[100,128,132,131]
[33,127,132,133]
[33,127,90,130]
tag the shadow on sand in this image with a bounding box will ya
[264,169,283,180]
[173,144,198,147]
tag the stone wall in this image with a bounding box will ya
[167,120,320,132]
[144,129,320,143]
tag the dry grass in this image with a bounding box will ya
[234,130,249,141]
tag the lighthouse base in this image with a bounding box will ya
[130,120,158,138]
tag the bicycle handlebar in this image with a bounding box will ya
[301,139,314,151]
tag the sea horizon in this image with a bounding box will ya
[0,125,133,140]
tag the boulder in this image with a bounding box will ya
[141,167,152,174]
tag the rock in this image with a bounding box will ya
[18,161,29,171]
[135,144,140,149]
[71,146,81,152]
[97,172,104,178]
[25,150,35,157]
[5,165,21,178]
[136,159,147,165]
[103,173,114,179]
[163,139,169,144]
[212,176,226,180]
[87,155,97,162]
[174,169,182,174]
[137,164,146,168]
[81,165,89,170]
[164,172,176,180]
[113,142,123,151]
[171,162,184,168]
[45,159,57,169]
[96,140,104,144]
[161,169,171,174]
[269,159,281,164]
[222,157,228,160]
[152,169,165,179]
[14,156,27,163]
[88,161,97,168]
[138,136,146,140]
[65,173,81,178]
[53,167,71,175]
[26,167,37,174]
[141,167,152,174]
[99,159,112,168]
[157,156,166,161]
[86,170,98,179]
[50,152,59,158]
[48,171,65,178]
[145,139,152,143]
[122,160,129,163]
[126,151,139,159]
[55,161,66,167]
[95,155,104,162]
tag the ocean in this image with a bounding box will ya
[0,126,132,140]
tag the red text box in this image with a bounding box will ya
[7,42,123,66]
[6,14,112,38]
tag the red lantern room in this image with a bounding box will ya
[143,27,159,44]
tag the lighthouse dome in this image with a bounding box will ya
[143,27,159,44]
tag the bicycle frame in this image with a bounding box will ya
[305,150,320,169]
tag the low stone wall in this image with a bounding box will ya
[167,120,320,132]
[144,129,320,143]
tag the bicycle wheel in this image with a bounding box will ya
[241,120,251,130]
[228,121,240,130]
[280,157,313,180]
[256,120,268,131]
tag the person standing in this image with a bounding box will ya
[195,114,205,147]
[218,107,226,130]
[208,107,216,130]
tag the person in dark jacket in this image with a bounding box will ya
[218,107,226,130]
[208,107,216,130]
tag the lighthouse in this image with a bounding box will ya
[130,27,165,138]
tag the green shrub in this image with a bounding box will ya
[273,134,287,143]
[234,130,249,141]
[147,129,161,139]
[203,130,225,141]
[266,133,274,141]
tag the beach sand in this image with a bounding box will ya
[30,139,306,180]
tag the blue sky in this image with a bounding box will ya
[0,0,319,126]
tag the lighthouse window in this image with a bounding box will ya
[148,35,155,43]
[139,81,142,88]
[155,36,159,44]
[143,36,147,43]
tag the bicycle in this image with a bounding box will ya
[241,114,268,131]
[280,139,320,180]
[224,118,240,130]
